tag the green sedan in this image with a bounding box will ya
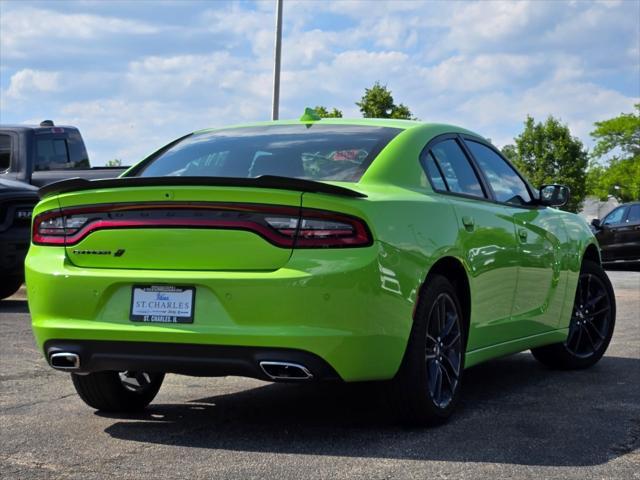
[26,115,616,425]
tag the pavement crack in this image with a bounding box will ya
[1,393,76,412]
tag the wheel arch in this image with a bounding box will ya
[583,242,601,266]
[420,256,471,347]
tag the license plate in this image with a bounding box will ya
[130,285,195,324]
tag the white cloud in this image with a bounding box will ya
[4,69,60,99]
[0,7,160,58]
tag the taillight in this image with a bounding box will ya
[32,203,372,248]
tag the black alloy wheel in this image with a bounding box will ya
[531,260,616,370]
[395,274,466,425]
[566,272,612,358]
[425,293,462,409]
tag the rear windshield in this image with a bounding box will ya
[34,130,90,171]
[136,124,401,182]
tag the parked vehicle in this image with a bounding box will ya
[591,202,640,263]
[0,179,38,299]
[0,121,127,187]
[26,116,615,425]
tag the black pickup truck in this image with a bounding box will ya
[0,121,127,187]
[0,179,38,299]
[0,121,127,299]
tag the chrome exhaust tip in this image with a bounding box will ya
[50,352,81,370]
[259,361,313,380]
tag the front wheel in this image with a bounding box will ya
[394,274,466,426]
[532,260,616,369]
[71,371,165,412]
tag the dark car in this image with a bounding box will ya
[591,202,640,263]
[0,120,127,187]
[0,179,39,299]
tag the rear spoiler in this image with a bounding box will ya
[38,175,367,199]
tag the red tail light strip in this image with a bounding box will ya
[32,202,372,249]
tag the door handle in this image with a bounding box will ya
[518,228,528,241]
[462,216,475,230]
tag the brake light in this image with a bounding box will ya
[32,203,372,249]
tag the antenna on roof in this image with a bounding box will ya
[40,120,54,127]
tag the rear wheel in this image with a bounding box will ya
[0,276,23,300]
[531,260,615,369]
[394,275,465,425]
[71,371,165,412]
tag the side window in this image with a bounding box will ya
[625,205,640,224]
[603,207,627,225]
[423,152,447,191]
[427,139,485,198]
[0,134,11,171]
[465,140,532,205]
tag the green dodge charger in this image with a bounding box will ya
[26,115,616,424]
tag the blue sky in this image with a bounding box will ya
[1,0,638,165]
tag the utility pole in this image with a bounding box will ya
[271,0,283,120]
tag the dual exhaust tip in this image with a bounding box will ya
[49,353,313,381]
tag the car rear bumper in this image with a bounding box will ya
[44,339,340,381]
[26,245,415,382]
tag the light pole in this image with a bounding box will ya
[271,0,283,120]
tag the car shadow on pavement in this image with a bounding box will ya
[101,353,639,467]
[0,299,29,314]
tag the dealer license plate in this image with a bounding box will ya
[130,285,195,324]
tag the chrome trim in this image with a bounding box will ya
[50,352,80,370]
[259,361,313,380]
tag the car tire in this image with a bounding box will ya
[531,260,616,369]
[0,276,23,300]
[394,274,466,426]
[71,371,165,412]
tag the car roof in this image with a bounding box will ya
[193,118,482,138]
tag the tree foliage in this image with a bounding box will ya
[501,116,588,213]
[591,104,640,159]
[586,105,640,202]
[313,106,343,118]
[355,82,414,119]
[105,158,122,167]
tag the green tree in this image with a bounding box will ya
[314,106,343,118]
[586,105,640,202]
[105,158,122,167]
[356,82,415,119]
[591,104,640,159]
[501,115,588,213]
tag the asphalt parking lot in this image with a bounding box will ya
[1,270,638,480]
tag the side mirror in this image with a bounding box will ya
[539,184,570,207]
[591,218,601,229]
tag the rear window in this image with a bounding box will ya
[136,124,401,182]
[34,130,89,171]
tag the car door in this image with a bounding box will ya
[461,138,567,334]
[597,206,629,261]
[422,136,520,350]
[618,204,640,260]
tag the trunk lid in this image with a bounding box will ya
[55,185,304,271]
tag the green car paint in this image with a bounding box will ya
[26,119,599,382]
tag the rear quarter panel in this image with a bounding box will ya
[300,185,460,376]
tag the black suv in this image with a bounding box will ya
[591,202,640,263]
[0,179,38,299]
